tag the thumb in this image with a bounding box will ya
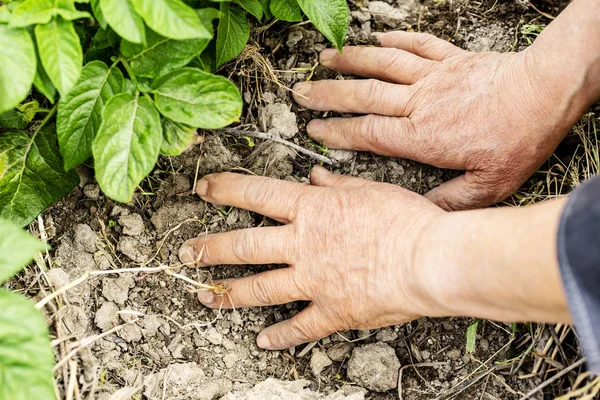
[310,166,373,189]
[256,305,333,350]
[425,173,503,211]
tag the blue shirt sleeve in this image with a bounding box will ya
[557,175,600,374]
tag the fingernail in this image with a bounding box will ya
[195,178,209,197]
[293,82,312,96]
[307,119,326,139]
[178,240,197,265]
[319,48,336,66]
[257,333,272,349]
[198,291,216,306]
[372,32,385,44]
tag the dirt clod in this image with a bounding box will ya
[118,213,144,236]
[347,342,401,392]
[310,348,333,376]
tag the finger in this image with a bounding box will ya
[308,115,424,160]
[179,226,294,267]
[424,172,506,211]
[256,305,334,350]
[197,268,307,309]
[195,172,308,221]
[319,46,436,84]
[293,79,411,117]
[375,31,464,61]
[310,165,373,189]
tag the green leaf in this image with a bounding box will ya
[152,67,242,129]
[259,0,272,19]
[0,25,36,114]
[0,220,47,284]
[216,2,249,67]
[0,289,55,400]
[32,36,57,104]
[90,0,107,28]
[197,7,220,27]
[57,61,124,170]
[160,118,196,156]
[270,0,302,22]
[466,320,479,353]
[35,17,83,98]
[0,5,10,22]
[0,127,79,226]
[9,0,91,27]
[120,28,211,79]
[296,0,348,50]
[131,0,211,40]
[234,0,263,20]
[0,101,40,131]
[100,0,145,44]
[92,93,162,203]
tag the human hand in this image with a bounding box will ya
[292,31,590,210]
[178,167,448,350]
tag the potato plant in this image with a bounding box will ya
[0,0,349,227]
[0,0,349,398]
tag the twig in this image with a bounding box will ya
[398,362,448,400]
[222,128,334,165]
[54,320,139,371]
[526,1,555,20]
[518,358,587,400]
[66,360,78,400]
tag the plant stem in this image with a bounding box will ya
[222,128,334,165]
[32,104,57,136]
[119,58,139,87]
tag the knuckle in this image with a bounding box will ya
[249,275,273,306]
[412,33,437,51]
[232,230,258,263]
[287,318,310,343]
[359,116,385,149]
[243,178,271,211]
[358,79,384,109]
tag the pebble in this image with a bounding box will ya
[119,213,144,236]
[327,342,354,362]
[347,343,401,392]
[310,348,332,376]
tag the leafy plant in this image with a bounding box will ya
[0,219,55,400]
[0,0,349,226]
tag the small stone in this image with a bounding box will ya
[368,1,413,27]
[73,224,97,253]
[261,103,298,139]
[118,236,151,262]
[205,327,223,345]
[119,213,144,236]
[446,349,462,360]
[95,302,119,331]
[310,348,332,376]
[347,343,401,392]
[102,275,135,305]
[223,353,239,369]
[375,327,398,343]
[327,342,354,362]
[119,323,143,343]
[351,10,371,22]
[83,184,100,200]
[328,149,356,164]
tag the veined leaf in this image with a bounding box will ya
[35,17,83,97]
[216,2,249,67]
[152,67,242,129]
[0,25,36,114]
[92,93,162,203]
[57,61,124,170]
[32,34,57,104]
[10,0,91,27]
[100,0,145,44]
[120,28,211,79]
[0,220,47,284]
[296,0,348,50]
[90,0,107,29]
[131,0,211,40]
[0,289,55,400]
[270,0,302,22]
[0,127,79,226]
[160,118,196,156]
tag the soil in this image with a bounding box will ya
[11,0,599,399]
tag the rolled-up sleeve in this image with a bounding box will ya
[558,175,600,373]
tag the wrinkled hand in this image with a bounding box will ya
[293,31,580,210]
[179,167,446,350]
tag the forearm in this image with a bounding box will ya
[526,0,600,121]
[414,199,570,323]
